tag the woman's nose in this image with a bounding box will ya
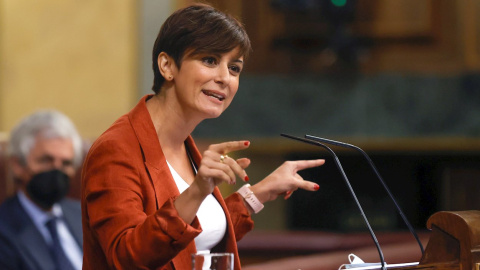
[214,65,230,85]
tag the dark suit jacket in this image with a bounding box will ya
[81,95,254,270]
[0,195,83,270]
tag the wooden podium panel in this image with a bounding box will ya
[242,211,479,270]
[390,211,480,270]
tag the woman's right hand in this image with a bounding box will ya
[175,140,250,224]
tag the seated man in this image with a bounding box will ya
[0,110,83,270]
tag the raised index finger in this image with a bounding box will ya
[209,140,250,155]
[293,159,325,172]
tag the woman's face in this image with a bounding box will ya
[172,47,244,120]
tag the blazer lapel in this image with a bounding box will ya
[144,162,181,206]
[130,97,196,269]
[18,225,55,270]
[6,196,55,270]
[128,95,181,207]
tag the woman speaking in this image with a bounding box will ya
[81,3,324,270]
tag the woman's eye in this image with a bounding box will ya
[202,57,217,66]
[229,65,242,74]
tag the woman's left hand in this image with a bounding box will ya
[249,159,325,203]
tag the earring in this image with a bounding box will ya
[168,75,173,80]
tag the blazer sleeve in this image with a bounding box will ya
[224,192,254,241]
[82,137,202,269]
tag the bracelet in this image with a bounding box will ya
[237,184,264,214]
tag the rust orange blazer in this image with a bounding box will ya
[81,95,254,269]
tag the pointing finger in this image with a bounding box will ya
[293,159,325,172]
[209,140,250,155]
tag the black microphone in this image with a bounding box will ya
[305,134,425,255]
[281,133,387,270]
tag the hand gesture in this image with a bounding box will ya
[194,140,251,196]
[250,159,325,203]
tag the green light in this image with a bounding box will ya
[331,0,347,7]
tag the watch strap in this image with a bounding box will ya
[237,184,264,214]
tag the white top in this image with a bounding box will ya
[167,161,227,252]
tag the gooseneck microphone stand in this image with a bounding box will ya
[281,133,387,270]
[305,134,424,255]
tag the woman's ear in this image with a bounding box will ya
[157,52,176,81]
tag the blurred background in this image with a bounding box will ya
[1,0,480,234]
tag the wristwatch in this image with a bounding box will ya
[237,184,264,214]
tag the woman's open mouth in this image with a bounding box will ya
[202,90,225,101]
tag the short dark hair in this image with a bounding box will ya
[151,3,251,94]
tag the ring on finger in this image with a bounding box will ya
[220,154,229,163]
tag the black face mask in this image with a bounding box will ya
[25,169,71,209]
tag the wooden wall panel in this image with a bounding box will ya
[204,0,480,75]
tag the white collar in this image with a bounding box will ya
[17,190,63,227]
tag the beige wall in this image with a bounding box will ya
[0,0,139,140]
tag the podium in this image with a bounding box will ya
[241,210,480,270]
[393,210,480,270]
